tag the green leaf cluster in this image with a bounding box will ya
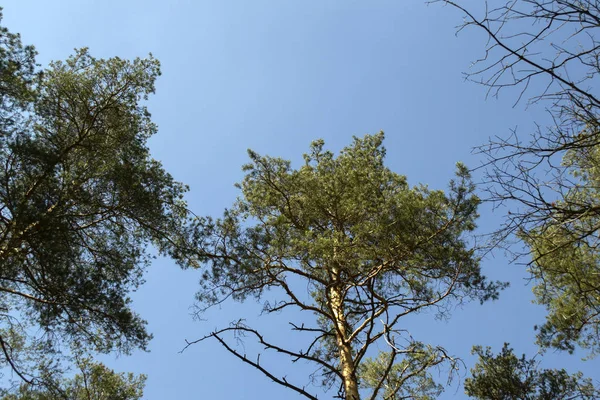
[359,342,450,400]
[198,133,502,307]
[465,344,599,399]
[1,357,145,400]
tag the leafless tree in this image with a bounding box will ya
[437,0,600,251]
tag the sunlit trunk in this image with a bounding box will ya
[329,273,360,400]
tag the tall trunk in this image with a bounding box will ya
[329,279,360,400]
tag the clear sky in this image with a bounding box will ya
[2,1,598,399]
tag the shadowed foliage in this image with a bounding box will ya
[465,343,599,399]
[0,9,190,389]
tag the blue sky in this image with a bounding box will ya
[3,1,598,398]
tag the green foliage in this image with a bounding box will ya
[0,10,189,387]
[190,133,505,398]
[465,343,599,399]
[358,342,449,400]
[198,133,501,307]
[0,357,145,400]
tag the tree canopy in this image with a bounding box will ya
[185,133,505,399]
[0,356,146,400]
[0,10,189,388]
[465,344,599,399]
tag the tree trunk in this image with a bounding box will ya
[329,281,360,400]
